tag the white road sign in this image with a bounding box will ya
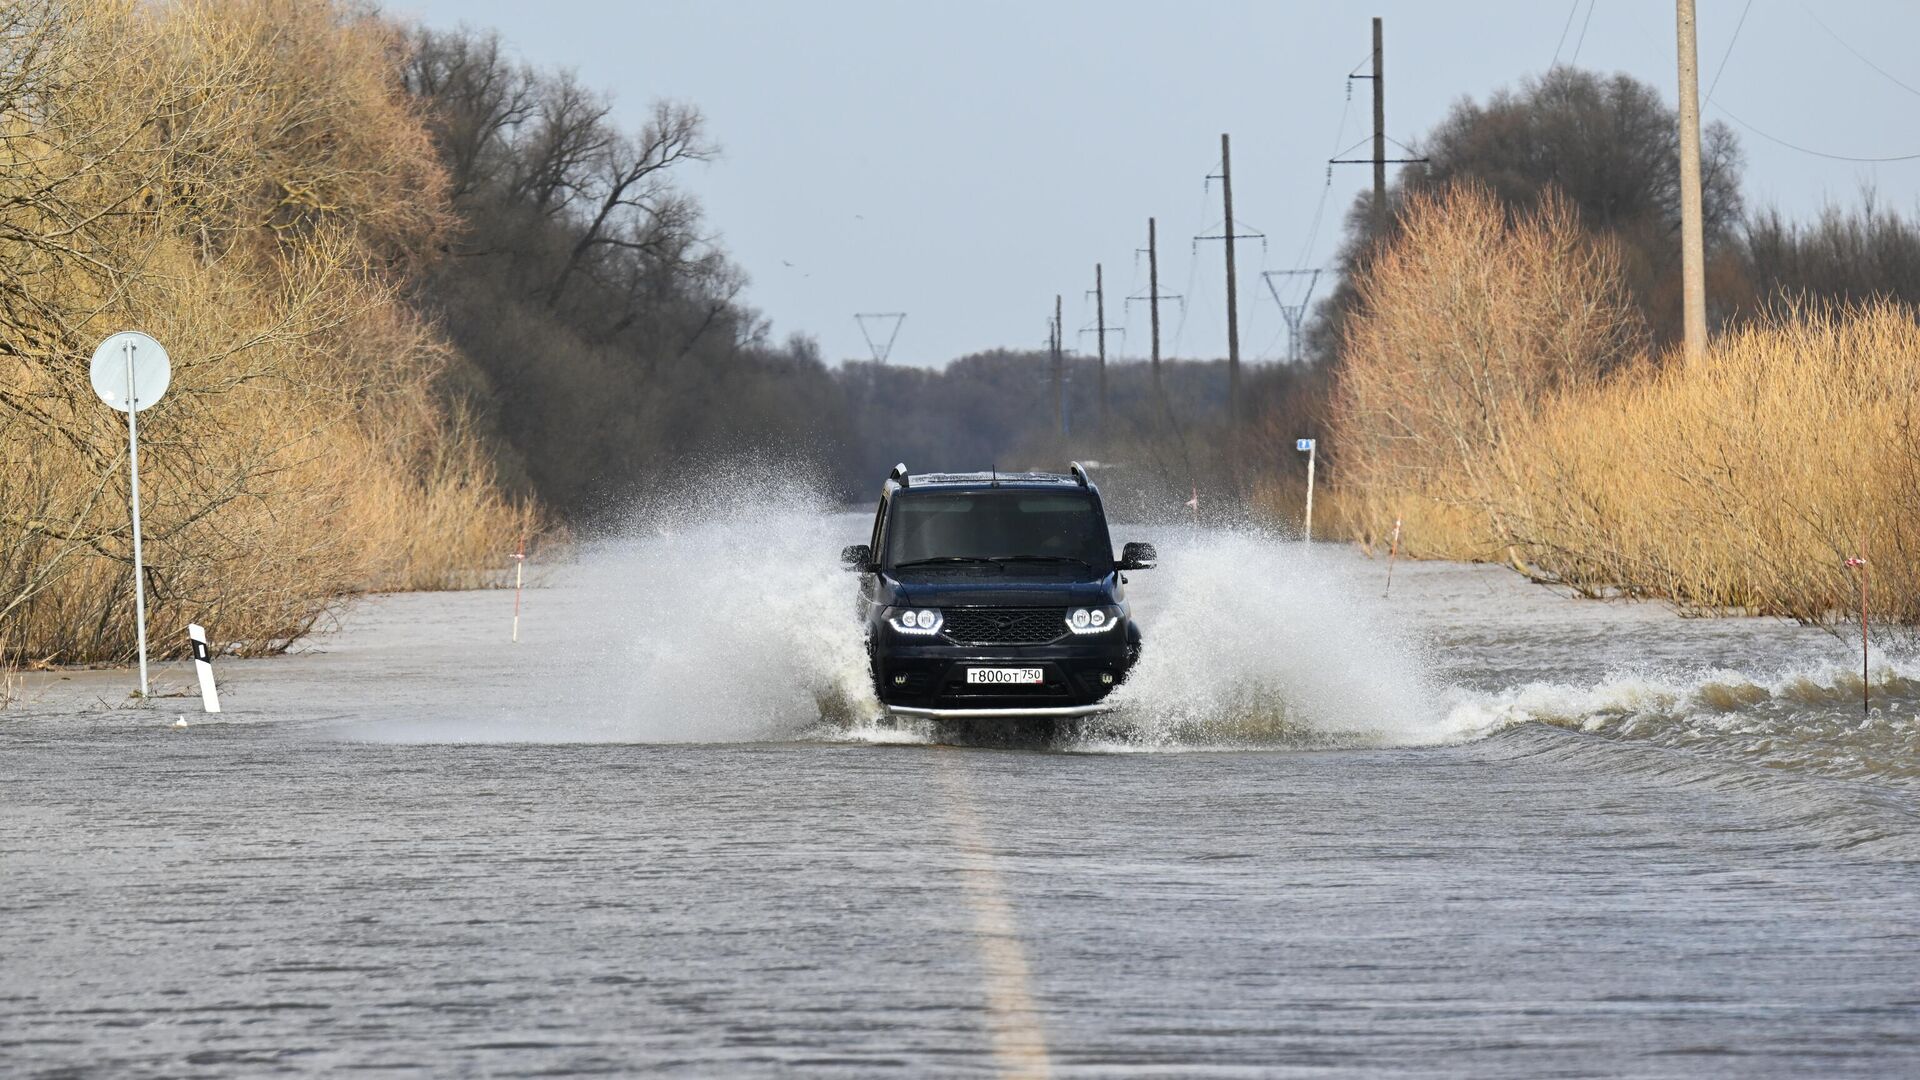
[89,331,171,413]
[90,330,172,698]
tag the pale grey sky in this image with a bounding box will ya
[393,1,1920,367]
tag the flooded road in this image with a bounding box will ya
[6,508,1920,1076]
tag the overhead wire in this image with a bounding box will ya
[1710,105,1920,163]
[1291,70,1354,273]
[1549,1,1581,69]
[1799,3,1920,100]
[1568,0,1596,67]
[1704,0,1753,104]
[1660,0,1920,167]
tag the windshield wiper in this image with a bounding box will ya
[893,556,995,568]
[989,555,1093,568]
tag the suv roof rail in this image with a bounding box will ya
[888,462,910,488]
[1068,461,1090,488]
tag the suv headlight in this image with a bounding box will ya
[885,607,944,636]
[1065,606,1123,634]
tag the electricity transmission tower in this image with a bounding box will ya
[853,312,906,364]
[1261,269,1322,364]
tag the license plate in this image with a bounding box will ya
[967,667,1044,685]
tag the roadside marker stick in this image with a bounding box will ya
[511,533,526,643]
[1848,537,1868,715]
[188,622,220,713]
[1296,438,1316,542]
[1384,518,1402,597]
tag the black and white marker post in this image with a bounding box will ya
[1296,437,1317,543]
[88,331,171,698]
[188,622,221,713]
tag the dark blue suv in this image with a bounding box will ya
[841,463,1156,720]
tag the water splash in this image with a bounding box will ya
[1084,528,1464,750]
[540,478,877,742]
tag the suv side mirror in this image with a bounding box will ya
[1118,541,1157,570]
[840,543,874,572]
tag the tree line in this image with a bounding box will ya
[395,46,1920,519]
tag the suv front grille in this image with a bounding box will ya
[941,608,1066,646]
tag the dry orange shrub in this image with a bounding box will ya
[1331,183,1920,625]
[1331,184,1645,560]
[1,0,536,665]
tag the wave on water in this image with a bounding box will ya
[1446,655,1920,786]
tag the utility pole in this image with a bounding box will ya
[1372,16,1386,237]
[1220,132,1241,421]
[1199,141,1262,423]
[1130,217,1185,411]
[1080,264,1123,426]
[1675,0,1708,361]
[1149,218,1162,398]
[1094,263,1109,427]
[1051,293,1064,436]
[1331,18,1426,240]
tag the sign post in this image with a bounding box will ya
[1384,517,1403,597]
[511,532,526,643]
[1295,438,1317,542]
[89,331,171,698]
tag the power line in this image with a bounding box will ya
[1695,0,1920,164]
[1549,0,1580,69]
[1293,70,1357,273]
[1704,0,1753,104]
[1569,0,1596,67]
[1711,102,1920,163]
[1801,3,1920,101]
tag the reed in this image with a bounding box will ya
[1501,303,1920,624]
[1331,184,1920,627]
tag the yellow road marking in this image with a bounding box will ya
[936,749,1053,1079]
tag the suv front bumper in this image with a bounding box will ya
[871,634,1136,718]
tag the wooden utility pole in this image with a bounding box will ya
[1675,0,1708,361]
[1332,18,1424,238]
[1094,263,1109,427]
[1372,16,1387,237]
[1148,217,1162,400]
[1051,293,1064,436]
[1219,132,1241,421]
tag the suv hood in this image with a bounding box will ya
[887,576,1114,608]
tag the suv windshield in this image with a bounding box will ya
[885,490,1113,571]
